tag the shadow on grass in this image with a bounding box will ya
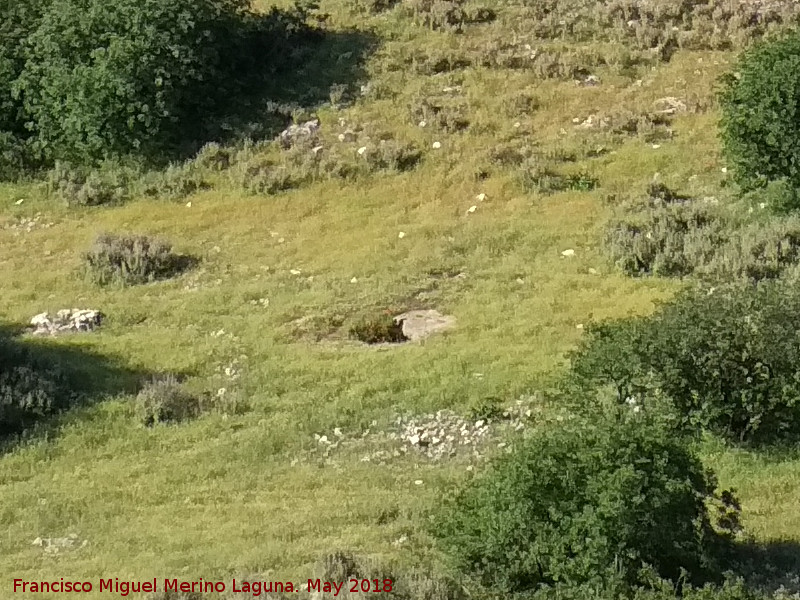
[731,539,800,595]
[0,322,150,450]
[175,22,380,159]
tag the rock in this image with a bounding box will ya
[577,74,601,86]
[432,141,442,149]
[561,249,575,257]
[29,309,103,336]
[279,119,320,149]
[393,309,456,341]
[654,97,687,115]
[467,205,477,214]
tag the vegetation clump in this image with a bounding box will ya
[570,280,800,445]
[349,314,408,344]
[83,233,194,286]
[434,411,721,595]
[135,375,201,427]
[720,32,800,190]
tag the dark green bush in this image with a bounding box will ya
[83,233,195,286]
[433,411,718,594]
[5,0,314,168]
[570,281,800,444]
[720,32,800,190]
[349,314,408,344]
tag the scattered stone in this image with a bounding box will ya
[654,97,687,115]
[290,269,302,275]
[393,309,456,341]
[577,74,600,86]
[398,231,406,239]
[14,198,24,205]
[476,193,487,202]
[467,205,477,214]
[432,141,442,149]
[561,249,575,257]
[279,119,321,149]
[32,534,87,555]
[350,277,358,283]
[29,309,103,336]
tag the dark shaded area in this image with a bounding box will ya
[732,540,800,596]
[0,322,149,449]
[180,25,379,159]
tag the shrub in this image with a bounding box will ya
[349,314,408,344]
[406,0,468,31]
[83,233,194,286]
[192,142,232,171]
[521,164,598,194]
[605,202,726,277]
[138,162,211,200]
[570,281,800,444]
[410,97,470,133]
[363,140,422,172]
[135,375,201,427]
[47,160,134,206]
[0,331,69,438]
[433,411,718,594]
[719,32,800,189]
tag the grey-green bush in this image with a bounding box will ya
[83,233,194,286]
[135,375,201,427]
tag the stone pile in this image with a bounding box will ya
[279,119,321,149]
[2,213,55,234]
[310,398,538,464]
[30,309,103,336]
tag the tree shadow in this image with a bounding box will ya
[731,539,800,595]
[0,322,151,450]
[173,16,380,160]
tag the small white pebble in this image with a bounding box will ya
[721,167,728,173]
[561,249,575,257]
[414,480,423,485]
[14,199,24,205]
[357,146,367,155]
[398,231,406,239]
[651,144,661,149]
[419,120,427,128]
[476,193,487,201]
[432,141,442,149]
[467,205,477,214]
[513,122,521,128]
[759,202,767,209]
[290,269,301,275]
[350,277,358,283]
[278,237,285,244]
[576,323,584,330]
[466,465,474,472]
[186,201,192,207]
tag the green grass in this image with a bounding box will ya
[2,0,800,597]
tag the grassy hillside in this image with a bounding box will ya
[2,0,800,597]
